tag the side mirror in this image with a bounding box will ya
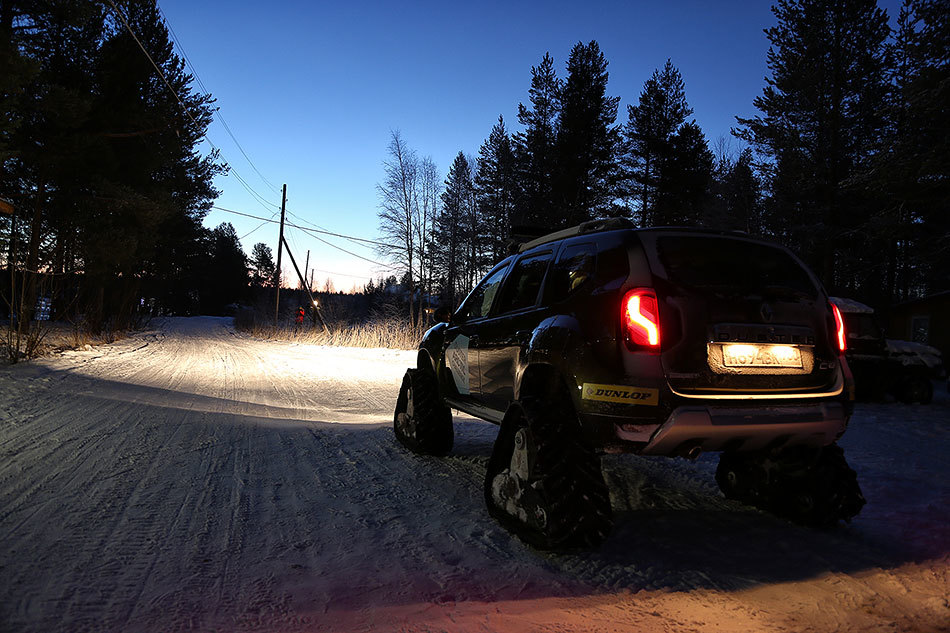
[435,306,453,324]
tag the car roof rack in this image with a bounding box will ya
[518,217,634,253]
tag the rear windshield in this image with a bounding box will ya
[652,236,818,299]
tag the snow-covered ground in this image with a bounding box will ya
[0,316,947,632]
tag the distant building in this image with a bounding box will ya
[888,291,950,360]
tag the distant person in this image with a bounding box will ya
[294,306,305,330]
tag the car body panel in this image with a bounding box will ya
[420,224,853,456]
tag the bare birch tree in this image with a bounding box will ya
[376,130,419,323]
[416,157,441,320]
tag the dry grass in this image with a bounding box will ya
[2,320,130,363]
[240,318,424,350]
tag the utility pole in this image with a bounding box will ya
[281,235,330,334]
[303,249,310,291]
[274,184,287,326]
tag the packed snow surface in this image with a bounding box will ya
[1,317,947,632]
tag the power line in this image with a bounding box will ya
[311,267,379,280]
[211,205,387,247]
[156,2,281,196]
[229,168,279,211]
[301,229,392,268]
[211,205,395,269]
[239,210,280,241]
[104,0,278,212]
[286,209,380,250]
[287,209,385,248]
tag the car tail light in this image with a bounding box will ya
[623,288,660,350]
[831,303,847,353]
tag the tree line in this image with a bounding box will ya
[378,0,948,319]
[0,0,267,334]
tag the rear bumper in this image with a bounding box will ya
[616,402,848,456]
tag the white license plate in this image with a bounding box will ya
[721,344,803,368]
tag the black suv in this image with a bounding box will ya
[394,219,865,549]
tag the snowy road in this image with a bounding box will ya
[0,317,947,632]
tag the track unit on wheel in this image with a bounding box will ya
[395,219,865,549]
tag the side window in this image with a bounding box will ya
[550,243,596,302]
[495,252,553,314]
[456,263,509,321]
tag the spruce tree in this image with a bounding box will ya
[201,223,248,314]
[857,0,949,300]
[432,152,476,304]
[735,0,890,293]
[623,60,701,227]
[512,53,561,229]
[475,116,517,263]
[555,41,622,226]
[250,242,277,288]
[710,148,763,233]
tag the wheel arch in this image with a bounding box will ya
[417,348,437,373]
[517,362,574,402]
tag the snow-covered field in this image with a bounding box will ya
[0,316,947,632]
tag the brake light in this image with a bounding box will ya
[831,303,847,353]
[623,288,660,350]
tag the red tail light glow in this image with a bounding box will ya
[832,303,847,353]
[623,288,660,350]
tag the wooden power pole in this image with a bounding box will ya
[303,249,310,291]
[274,184,287,326]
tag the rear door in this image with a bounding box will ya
[637,232,840,394]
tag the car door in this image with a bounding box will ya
[442,260,511,403]
[476,250,554,411]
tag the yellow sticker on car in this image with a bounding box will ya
[582,383,658,406]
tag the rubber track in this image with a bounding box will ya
[393,368,454,456]
[486,390,613,550]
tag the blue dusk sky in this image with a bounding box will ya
[157,0,901,292]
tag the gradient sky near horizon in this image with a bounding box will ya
[156,0,901,293]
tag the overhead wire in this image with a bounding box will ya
[239,210,279,241]
[211,206,387,247]
[300,230,392,268]
[105,0,279,213]
[109,1,392,277]
[285,209,381,250]
[157,2,281,196]
[211,205,396,270]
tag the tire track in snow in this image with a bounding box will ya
[1,316,947,633]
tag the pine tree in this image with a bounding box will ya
[623,60,700,226]
[475,116,517,263]
[555,41,622,226]
[1,0,223,330]
[512,53,561,229]
[432,152,477,304]
[735,0,890,293]
[709,148,763,233]
[856,0,949,301]
[201,223,248,314]
[249,242,276,288]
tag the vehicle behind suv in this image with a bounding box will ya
[394,219,865,549]
[830,296,941,404]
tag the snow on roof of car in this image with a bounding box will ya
[829,296,875,314]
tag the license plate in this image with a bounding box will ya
[721,344,803,368]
